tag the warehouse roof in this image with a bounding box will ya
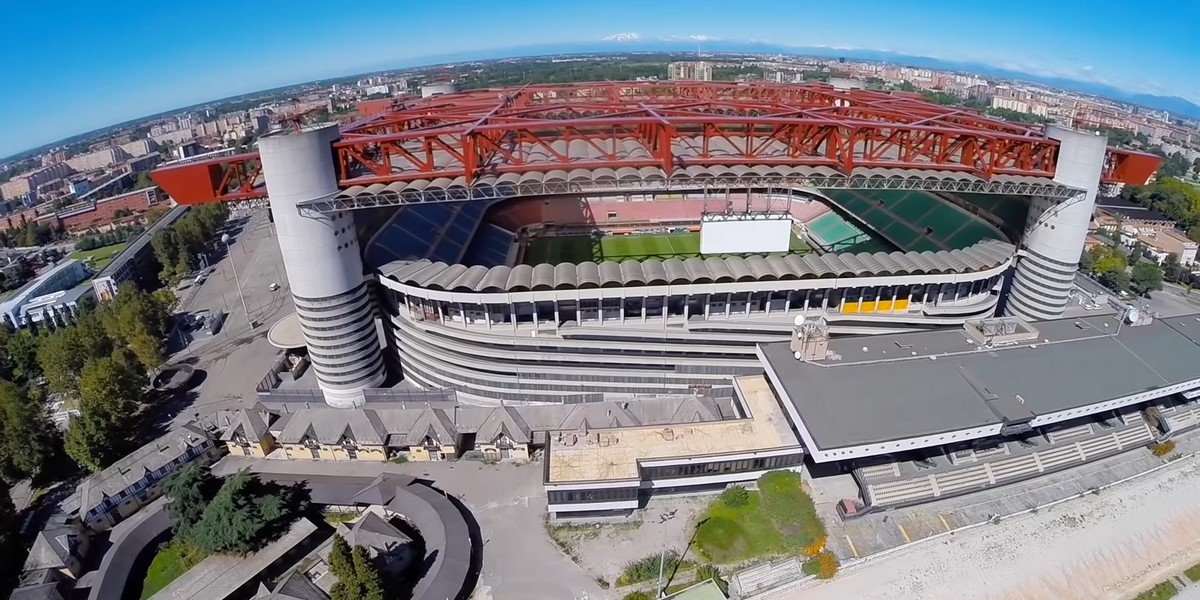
[759,313,1200,454]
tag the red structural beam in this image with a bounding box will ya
[151,81,1164,204]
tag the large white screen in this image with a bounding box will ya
[699,215,792,254]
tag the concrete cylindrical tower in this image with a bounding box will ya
[1004,125,1108,321]
[258,124,385,407]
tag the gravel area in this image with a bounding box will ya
[549,496,710,587]
[780,455,1200,600]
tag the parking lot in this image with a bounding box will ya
[164,207,298,419]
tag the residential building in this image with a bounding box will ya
[65,147,130,173]
[76,423,222,531]
[219,408,277,457]
[67,178,91,196]
[253,570,328,600]
[0,259,92,328]
[91,204,190,300]
[20,514,90,582]
[320,511,416,577]
[59,187,161,233]
[175,141,202,160]
[1137,228,1199,266]
[221,393,748,467]
[1,163,74,202]
[119,139,159,158]
[668,61,713,81]
[1094,197,1176,232]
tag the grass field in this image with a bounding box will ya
[1132,581,1178,600]
[140,540,209,599]
[70,242,128,271]
[523,232,810,265]
[694,470,825,564]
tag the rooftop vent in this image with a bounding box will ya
[963,316,1040,347]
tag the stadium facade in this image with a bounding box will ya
[153,81,1160,407]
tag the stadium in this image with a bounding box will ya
[152,81,1160,406]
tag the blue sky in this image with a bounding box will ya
[1,0,1197,158]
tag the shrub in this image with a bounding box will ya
[622,592,654,600]
[802,551,839,579]
[1150,441,1176,457]
[617,551,694,586]
[803,536,826,557]
[719,485,749,507]
[694,564,728,594]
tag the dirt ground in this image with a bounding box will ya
[547,496,711,588]
[780,456,1200,600]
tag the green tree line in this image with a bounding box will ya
[151,202,229,283]
[0,283,175,479]
[1121,178,1200,242]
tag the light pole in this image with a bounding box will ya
[656,510,678,598]
[222,233,253,329]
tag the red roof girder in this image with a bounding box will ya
[150,81,1164,203]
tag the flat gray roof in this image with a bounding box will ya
[759,313,1200,452]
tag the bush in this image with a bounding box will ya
[803,536,826,557]
[1150,441,1177,457]
[617,551,694,586]
[719,485,749,507]
[694,564,728,593]
[802,551,839,579]
[622,592,654,600]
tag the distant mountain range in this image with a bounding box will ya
[379,40,1200,120]
[7,40,1196,164]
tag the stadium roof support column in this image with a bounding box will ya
[1005,125,1107,321]
[258,124,385,408]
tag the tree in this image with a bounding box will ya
[352,545,385,600]
[135,171,155,190]
[1086,245,1128,275]
[186,472,305,555]
[0,479,19,596]
[64,351,144,471]
[63,413,110,473]
[98,284,174,372]
[329,536,386,600]
[188,472,268,554]
[163,463,216,534]
[1163,253,1188,283]
[1099,268,1131,294]
[37,315,113,397]
[1131,261,1165,296]
[328,534,354,580]
[0,380,57,482]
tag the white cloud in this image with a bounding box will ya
[601,32,641,42]
[660,34,719,42]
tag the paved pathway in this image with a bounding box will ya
[217,457,608,600]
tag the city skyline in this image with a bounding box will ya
[2,0,1198,158]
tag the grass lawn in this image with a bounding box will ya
[140,539,209,599]
[323,508,359,526]
[694,471,824,564]
[70,242,128,271]
[524,233,810,265]
[1133,581,1178,600]
[1187,562,1200,582]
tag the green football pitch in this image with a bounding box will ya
[523,233,810,265]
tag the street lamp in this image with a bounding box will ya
[656,510,678,598]
[222,233,253,329]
